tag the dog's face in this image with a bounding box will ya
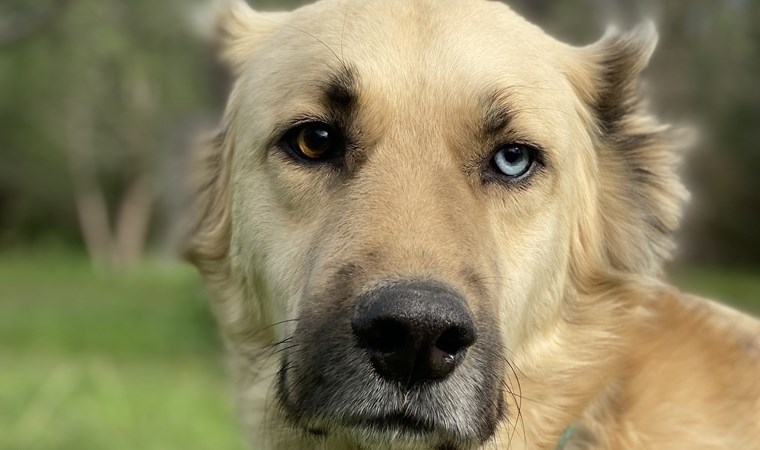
[189,0,686,448]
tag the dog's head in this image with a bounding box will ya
[188,0,687,448]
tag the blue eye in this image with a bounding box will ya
[491,144,534,178]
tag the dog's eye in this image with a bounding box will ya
[491,144,534,178]
[286,123,339,161]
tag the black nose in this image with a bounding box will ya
[351,280,477,385]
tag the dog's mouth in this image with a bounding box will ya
[301,410,473,449]
[305,411,436,436]
[358,411,438,433]
[340,411,438,436]
[280,368,505,448]
[279,364,453,438]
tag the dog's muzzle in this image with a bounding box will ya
[277,279,505,447]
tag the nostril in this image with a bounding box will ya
[435,326,476,355]
[357,318,409,354]
[426,324,476,381]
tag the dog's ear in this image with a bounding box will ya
[574,23,689,274]
[186,129,232,280]
[186,128,264,334]
[215,0,287,75]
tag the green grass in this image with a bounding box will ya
[0,249,757,450]
[0,250,246,450]
[670,267,760,313]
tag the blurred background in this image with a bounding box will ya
[1,0,758,449]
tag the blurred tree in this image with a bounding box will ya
[648,0,760,265]
[0,0,219,269]
[0,0,70,45]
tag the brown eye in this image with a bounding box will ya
[288,123,337,160]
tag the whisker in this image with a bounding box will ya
[268,336,295,349]
[254,15,345,66]
[340,10,349,63]
[250,318,300,337]
[505,359,527,448]
[274,344,300,355]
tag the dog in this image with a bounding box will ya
[187,0,760,448]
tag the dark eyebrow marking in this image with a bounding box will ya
[482,92,513,136]
[324,63,357,108]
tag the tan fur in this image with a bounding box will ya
[187,0,760,448]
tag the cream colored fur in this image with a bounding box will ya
[187,0,760,448]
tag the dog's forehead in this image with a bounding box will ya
[276,0,571,87]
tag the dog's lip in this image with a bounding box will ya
[346,411,438,434]
[303,411,440,437]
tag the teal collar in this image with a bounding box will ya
[555,424,575,449]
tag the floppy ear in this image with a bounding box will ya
[186,128,265,337]
[186,129,232,280]
[577,23,689,274]
[215,0,287,75]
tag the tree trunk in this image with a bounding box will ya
[113,173,153,269]
[67,155,115,269]
[65,100,115,270]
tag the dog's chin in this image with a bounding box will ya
[296,413,484,450]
